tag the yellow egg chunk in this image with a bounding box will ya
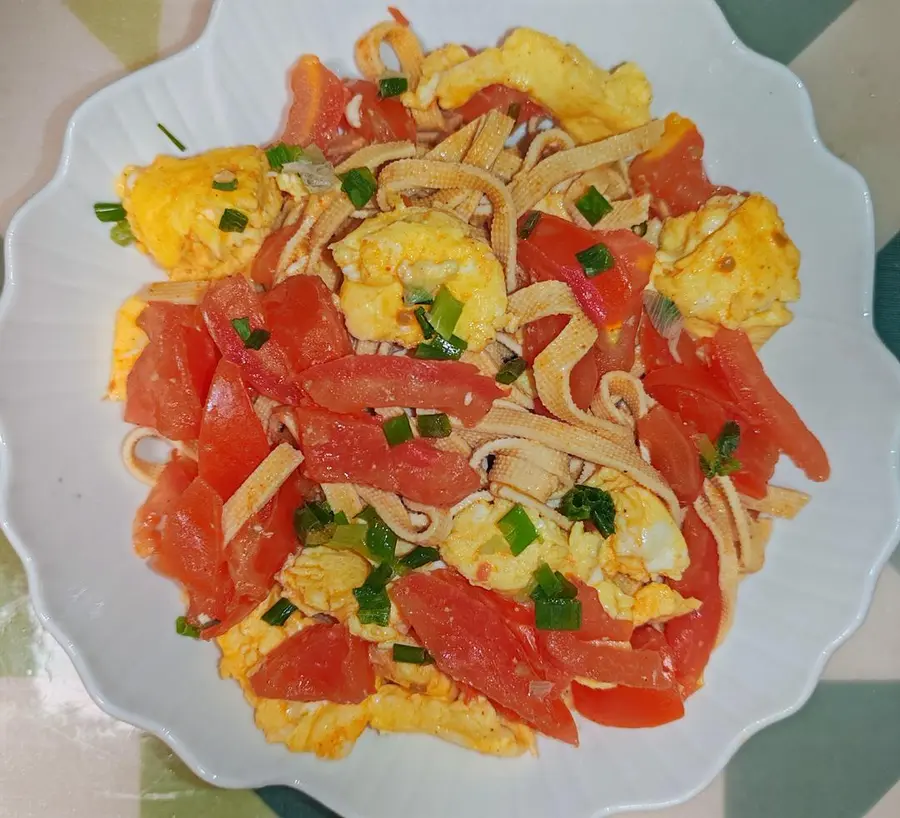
[332,207,507,351]
[434,28,652,143]
[118,146,282,281]
[653,193,801,346]
[403,44,471,110]
[280,547,370,621]
[632,583,701,627]
[106,294,148,400]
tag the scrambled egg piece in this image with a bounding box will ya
[107,294,148,400]
[280,547,369,621]
[653,194,801,346]
[432,29,652,143]
[332,207,507,351]
[403,44,471,110]
[118,146,281,281]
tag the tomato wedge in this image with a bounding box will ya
[391,571,579,744]
[251,221,301,291]
[574,579,635,642]
[201,276,304,405]
[629,113,736,218]
[706,328,829,481]
[125,304,218,441]
[344,79,417,143]
[300,356,505,427]
[572,682,685,728]
[133,452,197,558]
[250,622,375,704]
[293,407,481,506]
[639,316,701,374]
[455,85,547,126]
[264,275,353,373]
[731,425,780,499]
[637,405,703,504]
[281,55,349,147]
[198,360,271,501]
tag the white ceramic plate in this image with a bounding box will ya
[2,1,899,816]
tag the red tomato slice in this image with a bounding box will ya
[293,407,481,506]
[731,425,780,499]
[643,364,748,432]
[629,113,736,219]
[133,452,198,558]
[344,79,416,143]
[637,405,703,504]
[666,508,722,696]
[299,355,505,427]
[455,84,547,126]
[391,571,579,743]
[264,276,353,373]
[594,314,640,376]
[523,315,599,412]
[201,276,304,405]
[198,360,271,501]
[250,622,375,704]
[281,55,350,147]
[706,328,829,481]
[572,682,685,728]
[573,579,635,642]
[125,304,219,442]
[639,317,702,374]
[251,221,301,291]
[539,632,672,689]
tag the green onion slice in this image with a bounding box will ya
[334,511,349,525]
[497,504,539,556]
[356,506,398,564]
[575,243,614,277]
[157,122,186,152]
[378,74,409,98]
[230,317,269,349]
[428,286,463,340]
[219,208,249,233]
[414,333,467,360]
[532,590,582,630]
[416,413,451,438]
[404,287,434,306]
[212,170,238,191]
[94,202,126,223]
[495,356,527,385]
[414,306,435,339]
[339,167,378,209]
[642,290,683,340]
[392,644,433,664]
[110,220,134,246]
[353,562,394,626]
[534,562,563,596]
[261,598,298,626]
[383,414,414,447]
[397,546,441,572]
[575,185,613,226]
[518,210,542,239]
[559,484,616,537]
[294,501,335,544]
[329,523,369,551]
[266,142,304,171]
[698,421,742,478]
[175,616,200,638]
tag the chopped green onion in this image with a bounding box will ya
[718,420,741,459]
[428,286,463,340]
[416,413,451,438]
[575,185,613,226]
[94,202,126,223]
[414,333,467,360]
[518,210,542,239]
[330,523,369,551]
[266,142,304,171]
[353,562,394,626]
[294,501,335,544]
[356,506,398,564]
[532,590,582,630]
[642,290,683,340]
[110,220,134,246]
[497,504,539,556]
[414,306,435,339]
[231,317,251,341]
[219,208,248,233]
[397,546,441,572]
[212,170,238,191]
[378,74,409,98]
[157,122,186,152]
[334,511,349,525]
[244,329,270,350]
[698,421,742,478]
[534,562,563,596]
[404,287,434,305]
[175,616,200,638]
[261,598,298,626]
[575,243,614,277]
[339,167,378,209]
[479,534,509,555]
[559,485,616,537]
[382,414,413,447]
[496,356,527,385]
[632,221,649,237]
[392,644,433,664]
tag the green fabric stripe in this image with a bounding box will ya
[715,0,854,64]
[258,787,343,818]
[0,533,36,677]
[64,0,162,70]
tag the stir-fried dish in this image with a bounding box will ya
[103,11,829,758]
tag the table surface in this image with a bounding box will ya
[1,1,899,817]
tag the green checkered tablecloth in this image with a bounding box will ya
[1,2,899,816]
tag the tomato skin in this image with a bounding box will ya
[392,438,483,506]
[250,622,376,704]
[198,360,271,501]
[629,113,736,218]
[201,276,304,405]
[639,317,701,374]
[133,452,198,558]
[344,79,417,143]
[251,221,301,291]
[637,405,703,504]
[300,355,505,427]
[731,425,779,499]
[523,315,599,412]
[573,579,635,642]
[125,304,219,442]
[707,328,829,481]
[282,55,350,147]
[391,571,579,744]
[263,276,353,373]
[455,85,547,126]
[644,363,747,433]
[572,683,685,728]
